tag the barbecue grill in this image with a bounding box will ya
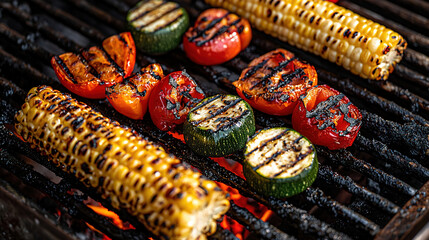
[0,0,428,239]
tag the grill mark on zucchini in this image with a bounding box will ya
[184,94,255,157]
[128,0,165,22]
[144,8,183,32]
[189,94,222,112]
[273,147,314,177]
[191,97,242,126]
[216,109,250,132]
[252,135,307,172]
[245,128,289,157]
[247,128,314,178]
[131,2,180,31]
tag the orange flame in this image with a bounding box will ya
[87,205,135,230]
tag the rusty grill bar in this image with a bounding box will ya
[0,0,428,239]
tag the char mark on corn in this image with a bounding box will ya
[14,85,230,240]
[205,0,407,80]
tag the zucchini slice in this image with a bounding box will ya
[127,0,189,54]
[243,128,318,198]
[184,94,255,157]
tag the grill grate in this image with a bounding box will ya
[0,0,428,239]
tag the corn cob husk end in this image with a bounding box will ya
[14,85,230,240]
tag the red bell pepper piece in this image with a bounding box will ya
[106,64,164,120]
[51,32,136,99]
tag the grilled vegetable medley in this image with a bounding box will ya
[15,86,230,240]
[205,0,407,80]
[235,48,317,116]
[184,94,255,157]
[51,32,136,99]
[243,127,318,198]
[127,0,190,54]
[183,8,252,65]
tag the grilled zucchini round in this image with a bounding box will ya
[127,0,189,54]
[243,127,318,198]
[183,94,255,157]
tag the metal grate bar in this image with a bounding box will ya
[402,49,429,75]
[317,147,417,197]
[375,181,429,240]
[0,2,81,52]
[358,0,429,33]
[354,135,429,179]
[317,165,400,215]
[62,0,126,31]
[27,0,106,42]
[0,23,52,62]
[361,111,429,162]
[0,48,59,89]
[227,202,296,240]
[393,65,429,90]
[305,187,381,236]
[391,0,429,16]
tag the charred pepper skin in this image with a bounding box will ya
[15,86,230,240]
[51,32,136,99]
[106,63,164,120]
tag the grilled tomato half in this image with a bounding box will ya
[149,70,205,131]
[234,49,317,116]
[292,85,362,150]
[183,8,251,65]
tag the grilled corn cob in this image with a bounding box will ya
[205,0,407,80]
[15,85,230,240]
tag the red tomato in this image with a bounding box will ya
[106,64,163,120]
[51,32,136,99]
[183,8,252,66]
[234,49,317,116]
[292,85,362,150]
[149,71,205,131]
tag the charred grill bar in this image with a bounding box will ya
[0,0,428,239]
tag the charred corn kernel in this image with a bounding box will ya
[205,0,407,80]
[15,86,230,240]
